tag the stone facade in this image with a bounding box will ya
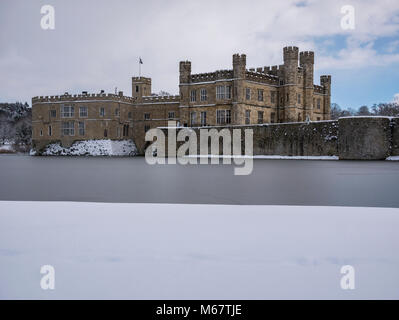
[32,47,331,153]
[161,117,399,160]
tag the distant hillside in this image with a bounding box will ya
[0,102,31,153]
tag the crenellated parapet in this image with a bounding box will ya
[314,85,324,94]
[141,95,180,103]
[190,70,234,83]
[245,70,279,85]
[32,92,136,104]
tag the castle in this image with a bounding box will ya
[32,46,331,154]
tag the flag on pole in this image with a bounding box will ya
[139,57,143,77]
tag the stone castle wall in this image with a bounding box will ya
[158,117,399,160]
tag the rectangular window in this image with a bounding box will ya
[168,111,175,119]
[271,112,275,123]
[190,112,197,125]
[297,94,301,104]
[144,113,150,120]
[225,86,231,99]
[216,86,224,100]
[317,117,321,121]
[40,129,43,136]
[317,98,321,109]
[258,111,264,124]
[62,121,74,136]
[216,110,231,124]
[117,127,121,138]
[225,110,231,124]
[100,107,105,117]
[200,111,207,126]
[48,125,52,136]
[61,105,74,118]
[128,112,132,119]
[246,88,251,100]
[50,110,56,118]
[245,110,251,124]
[115,108,120,116]
[136,85,139,93]
[271,92,276,103]
[286,93,289,102]
[144,125,150,133]
[123,124,129,137]
[190,90,197,102]
[258,89,264,101]
[78,121,85,136]
[79,106,88,118]
[216,86,231,100]
[200,89,207,101]
[216,110,225,124]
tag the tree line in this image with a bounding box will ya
[330,102,399,120]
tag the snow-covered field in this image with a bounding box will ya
[0,201,398,299]
[187,155,339,160]
[38,139,137,156]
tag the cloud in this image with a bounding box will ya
[0,0,399,104]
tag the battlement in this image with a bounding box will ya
[190,70,234,83]
[300,51,315,65]
[233,53,246,64]
[132,76,151,85]
[141,95,180,103]
[283,46,299,61]
[320,75,331,84]
[245,70,279,85]
[314,85,324,94]
[32,91,136,104]
[179,61,191,71]
[254,65,284,77]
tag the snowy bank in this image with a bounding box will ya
[40,139,137,156]
[186,154,338,160]
[0,201,398,299]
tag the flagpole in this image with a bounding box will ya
[139,57,141,78]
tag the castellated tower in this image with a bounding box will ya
[321,75,331,120]
[300,51,315,120]
[283,46,299,122]
[132,77,152,102]
[232,54,247,124]
[233,54,246,79]
[179,61,191,84]
[179,61,191,107]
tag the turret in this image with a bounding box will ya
[283,46,299,84]
[179,61,191,84]
[132,77,151,102]
[300,51,314,87]
[233,53,246,78]
[321,75,331,120]
[320,75,331,94]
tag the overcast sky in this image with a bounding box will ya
[1,0,398,109]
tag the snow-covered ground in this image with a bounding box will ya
[187,155,339,160]
[0,201,398,299]
[39,139,137,156]
[0,144,14,152]
[0,139,15,153]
